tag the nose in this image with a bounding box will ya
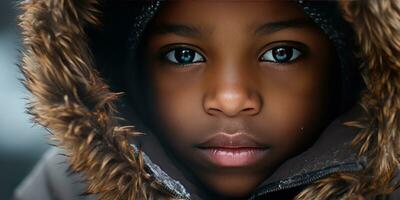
[203,68,262,117]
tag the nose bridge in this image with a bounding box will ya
[203,59,262,117]
[214,63,251,99]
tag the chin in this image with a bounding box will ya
[200,173,263,199]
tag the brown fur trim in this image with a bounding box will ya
[343,0,400,195]
[296,173,365,200]
[296,0,400,199]
[18,0,173,199]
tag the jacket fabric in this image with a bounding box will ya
[14,0,400,199]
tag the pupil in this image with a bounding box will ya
[176,48,194,63]
[273,47,293,62]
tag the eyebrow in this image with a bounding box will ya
[254,19,314,36]
[149,23,204,38]
[149,19,313,38]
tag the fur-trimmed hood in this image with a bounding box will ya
[18,0,400,199]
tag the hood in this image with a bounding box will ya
[18,0,400,199]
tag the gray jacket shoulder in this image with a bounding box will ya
[388,187,400,200]
[13,148,97,200]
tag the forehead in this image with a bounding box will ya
[151,1,309,31]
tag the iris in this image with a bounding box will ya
[176,48,195,64]
[273,47,293,63]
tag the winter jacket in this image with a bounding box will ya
[13,0,400,199]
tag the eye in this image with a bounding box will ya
[164,47,205,65]
[260,47,302,63]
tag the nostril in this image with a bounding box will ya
[242,107,258,115]
[207,107,222,116]
[243,108,253,113]
[203,90,262,117]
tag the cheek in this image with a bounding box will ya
[260,64,331,153]
[149,68,206,143]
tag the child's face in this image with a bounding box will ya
[142,1,335,198]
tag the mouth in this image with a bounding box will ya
[195,133,269,167]
[197,147,268,167]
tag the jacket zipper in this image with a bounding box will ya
[158,162,362,200]
[156,182,191,200]
[132,144,191,200]
[249,162,364,200]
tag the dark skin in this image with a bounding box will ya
[137,1,337,199]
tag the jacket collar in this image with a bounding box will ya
[134,106,367,200]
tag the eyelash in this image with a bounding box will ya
[162,45,303,66]
[259,46,303,63]
[163,46,205,66]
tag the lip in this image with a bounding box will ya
[198,147,268,167]
[196,132,267,148]
[196,133,269,167]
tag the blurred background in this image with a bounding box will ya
[0,0,49,199]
